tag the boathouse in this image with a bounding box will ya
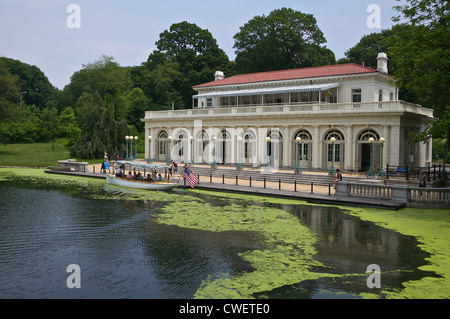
[142,53,434,172]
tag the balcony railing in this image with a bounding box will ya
[144,101,433,120]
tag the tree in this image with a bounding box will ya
[389,0,449,141]
[0,57,59,110]
[39,106,59,149]
[337,29,395,69]
[233,8,335,74]
[62,55,133,119]
[59,106,81,147]
[337,24,421,104]
[69,92,130,159]
[0,62,21,124]
[146,21,233,109]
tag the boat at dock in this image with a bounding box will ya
[106,161,179,191]
[106,175,179,190]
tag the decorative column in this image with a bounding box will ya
[378,137,386,177]
[147,136,152,163]
[237,136,243,170]
[189,136,194,165]
[367,137,375,177]
[167,136,172,164]
[265,136,271,170]
[211,135,217,168]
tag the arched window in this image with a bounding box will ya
[358,129,380,141]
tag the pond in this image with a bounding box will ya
[0,168,449,299]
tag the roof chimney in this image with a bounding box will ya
[214,71,225,81]
[376,53,388,74]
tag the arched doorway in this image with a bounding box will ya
[323,130,345,170]
[292,130,312,169]
[217,130,231,164]
[243,131,256,165]
[174,131,188,163]
[157,130,168,162]
[357,129,381,172]
[267,130,283,168]
[195,130,209,164]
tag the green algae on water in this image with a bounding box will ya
[157,200,338,298]
[343,206,450,299]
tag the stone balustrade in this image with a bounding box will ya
[144,100,433,120]
[336,180,450,208]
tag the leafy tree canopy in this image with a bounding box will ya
[389,0,449,140]
[143,21,233,109]
[233,8,335,74]
[0,57,59,110]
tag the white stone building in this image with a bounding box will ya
[142,53,434,172]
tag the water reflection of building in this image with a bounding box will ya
[143,53,434,171]
[285,204,402,273]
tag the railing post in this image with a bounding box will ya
[386,164,389,179]
[406,165,409,181]
[222,174,224,184]
[294,180,297,192]
[236,175,238,185]
[264,178,266,188]
[210,173,212,183]
[250,176,252,187]
[311,182,313,194]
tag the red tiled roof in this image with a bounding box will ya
[193,63,383,88]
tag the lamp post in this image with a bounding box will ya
[295,136,302,174]
[167,136,172,164]
[328,137,336,175]
[129,135,134,161]
[189,136,194,165]
[378,137,385,177]
[443,138,448,184]
[211,135,217,168]
[125,136,130,160]
[367,137,375,177]
[237,136,243,170]
[266,137,271,170]
[147,136,152,163]
[134,136,138,160]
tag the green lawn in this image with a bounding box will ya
[0,142,145,167]
[0,143,71,167]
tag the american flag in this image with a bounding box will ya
[182,166,199,188]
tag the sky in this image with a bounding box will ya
[0,0,399,89]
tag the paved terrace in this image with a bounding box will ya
[45,160,408,210]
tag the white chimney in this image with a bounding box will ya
[214,71,225,81]
[376,52,388,74]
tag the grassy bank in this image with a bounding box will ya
[0,142,70,167]
[0,142,145,167]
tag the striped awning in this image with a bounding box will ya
[193,83,340,99]
[117,161,170,169]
